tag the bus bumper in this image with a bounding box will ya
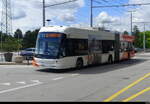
[32,58,69,70]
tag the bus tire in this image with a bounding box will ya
[108,55,113,64]
[76,58,83,70]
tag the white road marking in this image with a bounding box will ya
[0,82,42,94]
[71,74,80,76]
[16,82,26,85]
[52,77,64,81]
[0,83,11,86]
[31,80,41,83]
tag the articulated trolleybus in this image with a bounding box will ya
[32,26,135,70]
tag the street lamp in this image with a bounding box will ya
[46,19,51,26]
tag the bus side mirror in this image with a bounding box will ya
[62,51,66,57]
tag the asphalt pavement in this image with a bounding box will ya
[0,52,149,102]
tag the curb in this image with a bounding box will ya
[0,62,32,65]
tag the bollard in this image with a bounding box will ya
[26,56,33,65]
[26,56,30,65]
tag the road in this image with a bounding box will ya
[0,53,149,102]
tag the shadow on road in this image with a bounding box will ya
[37,58,148,74]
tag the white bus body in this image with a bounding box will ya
[33,26,135,69]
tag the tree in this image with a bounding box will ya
[14,29,23,39]
[22,29,39,49]
[0,32,9,42]
[123,31,129,35]
[0,32,12,51]
[133,30,150,49]
[2,37,19,52]
[133,25,140,36]
[144,31,150,49]
[133,25,141,48]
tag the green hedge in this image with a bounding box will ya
[0,37,22,52]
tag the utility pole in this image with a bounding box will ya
[90,0,93,27]
[128,11,136,35]
[130,12,133,35]
[1,0,12,53]
[0,27,2,52]
[143,23,146,52]
[43,0,46,26]
[1,0,12,35]
[6,0,8,35]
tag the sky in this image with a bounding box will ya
[1,0,150,34]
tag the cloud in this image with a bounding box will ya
[95,12,119,24]
[58,12,75,22]
[10,0,85,33]
[94,11,121,31]
[12,9,26,20]
[92,0,150,33]
[4,0,150,34]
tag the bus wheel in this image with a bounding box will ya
[108,56,113,64]
[76,59,83,70]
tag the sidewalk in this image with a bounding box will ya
[0,60,32,65]
[0,52,32,65]
[136,52,150,55]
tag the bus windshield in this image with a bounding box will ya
[35,32,65,59]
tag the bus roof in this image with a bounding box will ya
[39,26,68,33]
[39,26,116,34]
[39,26,116,40]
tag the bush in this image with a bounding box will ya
[1,37,21,52]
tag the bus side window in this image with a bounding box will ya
[65,39,74,56]
[65,39,88,56]
[120,42,124,52]
[121,42,127,51]
[89,39,102,52]
[102,40,114,53]
[75,39,88,55]
[128,42,134,51]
